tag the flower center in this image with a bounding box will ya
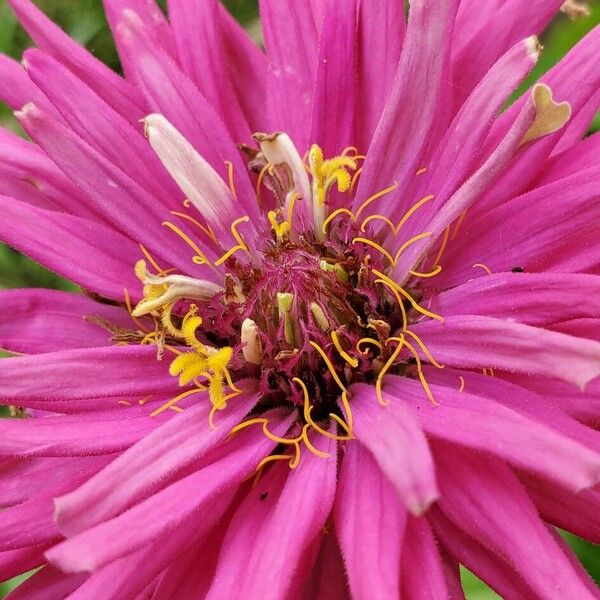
[123,130,446,467]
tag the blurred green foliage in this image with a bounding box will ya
[0,1,598,598]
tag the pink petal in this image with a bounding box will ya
[353,0,458,214]
[7,0,146,122]
[349,383,439,515]
[114,10,258,220]
[412,315,600,389]
[55,386,259,535]
[387,37,539,247]
[432,442,598,599]
[450,0,562,108]
[309,0,357,157]
[400,517,450,600]
[206,432,337,599]
[4,568,86,600]
[167,0,252,142]
[334,440,406,600]
[356,0,405,149]
[429,506,538,599]
[24,49,182,209]
[47,417,288,573]
[0,195,141,300]
[0,127,93,218]
[431,272,600,326]
[259,0,319,151]
[520,472,600,544]
[386,375,600,492]
[0,289,132,354]
[0,345,176,412]
[0,54,59,118]
[16,104,206,278]
[302,529,349,600]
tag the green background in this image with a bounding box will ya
[0,1,598,597]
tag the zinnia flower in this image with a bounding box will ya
[1,0,600,597]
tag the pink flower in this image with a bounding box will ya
[1,0,600,597]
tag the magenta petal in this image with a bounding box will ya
[167,0,251,143]
[55,385,259,536]
[451,0,562,107]
[0,128,94,218]
[433,442,598,599]
[4,567,86,600]
[0,196,141,300]
[24,49,182,208]
[520,472,600,544]
[46,418,287,573]
[400,517,450,600]
[309,0,357,157]
[334,441,406,600]
[260,0,319,151]
[354,0,458,213]
[431,272,600,326]
[0,345,175,412]
[386,375,600,492]
[356,0,405,149]
[206,432,337,599]
[16,104,207,277]
[349,383,438,515]
[429,507,538,599]
[412,315,600,390]
[303,529,349,600]
[0,289,132,354]
[7,0,146,121]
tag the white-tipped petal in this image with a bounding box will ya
[241,318,263,365]
[143,114,234,235]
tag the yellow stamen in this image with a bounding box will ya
[394,194,435,234]
[268,209,291,242]
[371,269,444,323]
[374,278,408,331]
[255,163,271,204]
[139,244,168,276]
[393,231,432,265]
[458,376,465,392]
[356,337,383,354]
[350,167,363,191]
[360,214,397,234]
[409,265,443,278]
[391,337,439,406]
[322,208,356,234]
[169,211,217,242]
[416,167,427,175]
[286,191,302,228]
[215,216,251,266]
[150,387,205,417]
[452,210,468,240]
[355,181,398,221]
[352,236,395,266]
[162,221,212,267]
[331,330,359,368]
[224,160,237,199]
[375,336,405,406]
[402,329,444,369]
[309,341,347,393]
[432,225,451,268]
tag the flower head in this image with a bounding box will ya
[1,0,600,598]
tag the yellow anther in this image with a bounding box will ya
[310,302,330,332]
[319,260,349,283]
[268,209,291,242]
[331,330,359,368]
[215,216,251,266]
[355,181,398,221]
[375,336,405,406]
